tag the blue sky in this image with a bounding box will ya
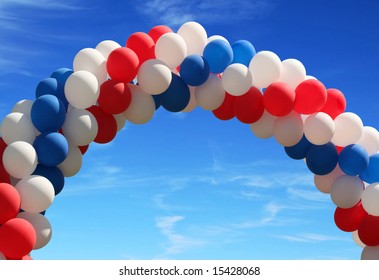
[0,0,378,260]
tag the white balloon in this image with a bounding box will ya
[305,75,317,80]
[62,108,98,146]
[356,126,379,155]
[221,63,252,96]
[177,21,207,55]
[250,110,277,139]
[155,33,187,69]
[15,175,54,213]
[95,40,121,60]
[330,175,363,208]
[273,111,303,146]
[1,112,36,145]
[361,246,379,260]
[331,112,363,147]
[300,114,309,122]
[17,212,52,250]
[58,145,82,177]
[10,176,20,186]
[65,70,99,109]
[314,164,344,193]
[249,51,282,89]
[137,59,172,94]
[12,99,33,116]
[113,113,127,132]
[207,35,229,44]
[361,183,379,216]
[73,48,107,84]
[182,86,197,112]
[195,74,225,110]
[123,85,155,124]
[352,230,366,248]
[304,112,335,145]
[279,58,306,89]
[3,141,37,179]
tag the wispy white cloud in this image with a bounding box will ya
[286,187,330,203]
[0,0,81,10]
[272,233,351,243]
[0,0,85,77]
[227,171,313,190]
[234,201,286,229]
[89,142,114,151]
[58,148,337,259]
[229,175,274,188]
[0,57,33,76]
[212,157,223,172]
[239,190,263,199]
[155,215,204,258]
[153,194,172,211]
[171,112,187,120]
[138,0,275,27]
[0,0,81,31]
[153,193,199,212]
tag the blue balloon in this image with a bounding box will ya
[360,153,379,183]
[160,74,190,112]
[338,144,369,176]
[35,78,68,109]
[203,39,233,73]
[180,55,210,86]
[31,94,66,133]
[33,132,69,166]
[285,135,313,160]
[152,94,161,110]
[306,142,338,175]
[19,209,46,215]
[232,40,256,66]
[33,164,65,195]
[50,68,73,85]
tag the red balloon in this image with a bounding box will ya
[358,214,379,246]
[0,183,20,224]
[126,32,155,66]
[212,92,236,120]
[234,87,264,124]
[294,79,327,114]
[148,25,173,43]
[98,80,132,115]
[320,88,346,119]
[87,106,118,144]
[0,138,10,184]
[22,255,33,260]
[0,138,7,155]
[263,82,295,116]
[336,146,344,154]
[78,145,89,155]
[107,47,139,83]
[0,162,10,184]
[334,202,368,232]
[0,218,36,259]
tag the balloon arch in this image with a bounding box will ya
[0,21,379,260]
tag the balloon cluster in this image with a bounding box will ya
[0,21,378,260]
